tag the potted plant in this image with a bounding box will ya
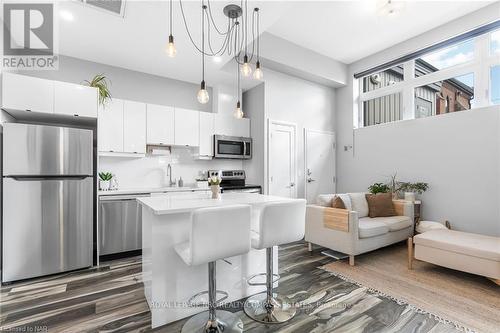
[399,182,429,201]
[99,172,113,191]
[208,175,222,199]
[84,74,111,107]
[368,182,390,194]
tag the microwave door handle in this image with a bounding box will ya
[243,141,246,157]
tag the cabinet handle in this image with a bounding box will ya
[74,114,79,117]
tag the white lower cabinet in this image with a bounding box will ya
[199,112,215,157]
[98,99,124,153]
[123,101,146,154]
[54,81,98,117]
[174,108,199,146]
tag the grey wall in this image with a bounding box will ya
[335,3,500,236]
[11,55,213,112]
[244,69,336,197]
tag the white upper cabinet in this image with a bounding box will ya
[98,99,124,153]
[199,112,215,157]
[214,114,250,137]
[123,101,146,154]
[2,72,54,114]
[54,81,98,117]
[174,108,199,146]
[146,104,175,145]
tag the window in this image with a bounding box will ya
[414,73,474,119]
[491,65,500,105]
[416,39,474,77]
[362,65,403,92]
[363,93,402,126]
[356,25,500,128]
[491,29,500,55]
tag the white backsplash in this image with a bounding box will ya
[99,147,243,189]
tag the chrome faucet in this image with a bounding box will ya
[166,164,176,187]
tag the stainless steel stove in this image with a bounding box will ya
[207,169,262,193]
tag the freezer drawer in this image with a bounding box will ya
[2,177,93,282]
[3,123,93,176]
[99,197,143,256]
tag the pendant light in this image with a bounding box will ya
[253,8,263,80]
[166,0,177,57]
[197,3,209,104]
[240,2,252,77]
[234,63,244,119]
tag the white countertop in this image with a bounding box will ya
[137,192,297,214]
[98,186,209,196]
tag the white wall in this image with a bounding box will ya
[244,70,336,197]
[336,3,500,236]
[8,55,213,112]
[99,148,242,189]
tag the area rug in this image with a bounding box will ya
[322,242,500,333]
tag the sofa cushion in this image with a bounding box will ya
[358,218,389,238]
[317,194,335,207]
[317,194,352,210]
[414,229,500,261]
[331,196,346,209]
[365,193,396,218]
[375,215,412,231]
[348,193,369,218]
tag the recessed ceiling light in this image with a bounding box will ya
[213,56,222,63]
[59,10,74,22]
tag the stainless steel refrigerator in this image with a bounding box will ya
[2,123,93,282]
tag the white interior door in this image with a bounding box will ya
[305,129,336,203]
[268,120,296,198]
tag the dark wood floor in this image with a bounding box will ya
[0,242,460,332]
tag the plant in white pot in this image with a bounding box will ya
[99,172,113,191]
[399,182,429,202]
[208,175,222,199]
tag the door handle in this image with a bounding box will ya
[289,182,295,188]
[307,178,315,183]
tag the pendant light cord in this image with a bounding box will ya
[201,1,205,82]
[169,0,173,36]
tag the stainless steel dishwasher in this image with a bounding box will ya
[98,194,149,256]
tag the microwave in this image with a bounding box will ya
[214,135,252,159]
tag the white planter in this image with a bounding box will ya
[99,180,110,191]
[210,185,221,199]
[404,192,416,202]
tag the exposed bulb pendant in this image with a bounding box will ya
[241,55,252,77]
[197,80,209,104]
[166,0,176,57]
[166,35,177,58]
[253,61,263,80]
[234,101,244,119]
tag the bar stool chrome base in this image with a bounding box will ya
[243,292,297,324]
[181,310,243,333]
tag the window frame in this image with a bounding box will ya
[356,30,500,129]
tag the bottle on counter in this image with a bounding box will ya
[178,177,183,188]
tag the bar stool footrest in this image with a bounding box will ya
[187,290,228,307]
[247,273,280,286]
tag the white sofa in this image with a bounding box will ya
[305,193,414,265]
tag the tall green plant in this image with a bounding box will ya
[85,74,111,107]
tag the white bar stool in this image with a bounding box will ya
[243,199,306,324]
[174,204,251,333]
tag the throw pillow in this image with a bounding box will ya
[365,193,396,218]
[331,196,346,209]
[348,193,369,217]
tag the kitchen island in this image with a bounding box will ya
[137,192,297,328]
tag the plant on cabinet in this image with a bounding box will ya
[208,175,222,199]
[85,74,111,107]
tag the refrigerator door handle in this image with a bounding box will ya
[10,176,89,181]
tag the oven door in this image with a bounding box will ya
[214,135,246,159]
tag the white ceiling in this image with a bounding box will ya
[57,0,493,87]
[267,1,493,64]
